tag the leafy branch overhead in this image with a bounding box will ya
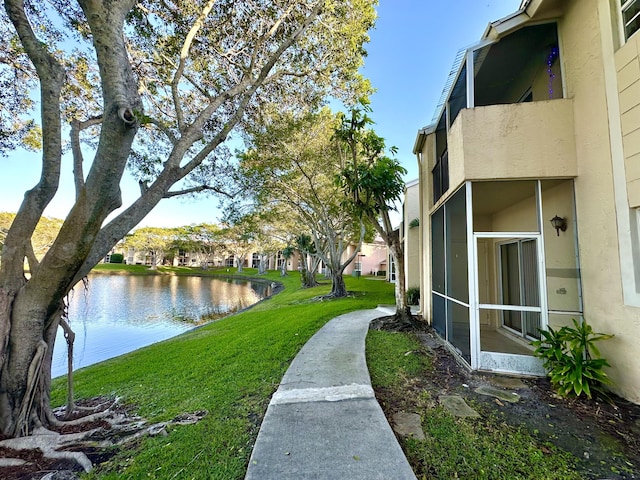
[0,0,378,443]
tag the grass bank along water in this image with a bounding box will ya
[50,267,395,479]
[51,267,274,377]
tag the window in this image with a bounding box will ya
[622,0,640,40]
[432,150,449,204]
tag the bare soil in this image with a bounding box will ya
[372,319,640,479]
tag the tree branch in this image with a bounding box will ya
[163,184,237,199]
[70,116,103,200]
[76,0,328,280]
[1,0,65,288]
[171,0,217,132]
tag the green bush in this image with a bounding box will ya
[109,253,124,264]
[406,286,420,306]
[532,318,613,399]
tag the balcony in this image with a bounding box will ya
[446,99,577,189]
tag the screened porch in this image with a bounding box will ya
[430,179,583,375]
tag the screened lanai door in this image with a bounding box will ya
[470,179,552,376]
[474,233,547,375]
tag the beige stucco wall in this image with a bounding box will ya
[615,31,640,207]
[556,0,640,402]
[404,182,421,289]
[447,100,577,191]
[417,134,435,318]
[541,181,582,314]
[490,192,538,233]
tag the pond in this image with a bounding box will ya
[52,274,272,378]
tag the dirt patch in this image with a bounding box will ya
[372,322,640,479]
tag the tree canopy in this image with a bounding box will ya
[0,0,378,443]
[239,108,365,297]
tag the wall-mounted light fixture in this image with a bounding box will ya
[550,215,567,236]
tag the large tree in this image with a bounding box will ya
[240,108,365,297]
[221,214,258,273]
[0,0,376,438]
[336,105,414,326]
[296,233,321,288]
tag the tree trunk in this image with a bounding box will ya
[0,287,64,436]
[258,255,267,274]
[302,269,318,288]
[329,269,347,297]
[299,252,319,288]
[59,319,76,417]
[389,238,413,325]
[280,259,288,277]
[0,0,140,437]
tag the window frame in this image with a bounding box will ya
[621,0,640,42]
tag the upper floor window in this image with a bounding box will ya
[432,150,449,205]
[622,0,640,40]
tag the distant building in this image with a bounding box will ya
[343,237,389,278]
[402,179,420,290]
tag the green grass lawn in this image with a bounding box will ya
[53,266,394,479]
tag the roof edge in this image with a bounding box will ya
[412,125,434,155]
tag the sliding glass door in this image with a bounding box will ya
[499,239,541,340]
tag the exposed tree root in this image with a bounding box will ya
[15,340,47,437]
[0,397,207,479]
[314,291,354,301]
[369,314,423,332]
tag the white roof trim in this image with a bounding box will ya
[413,125,434,154]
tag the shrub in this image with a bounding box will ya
[406,286,420,306]
[532,318,613,400]
[109,253,124,264]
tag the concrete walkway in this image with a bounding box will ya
[245,308,417,480]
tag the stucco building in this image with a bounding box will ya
[402,179,421,290]
[342,237,389,277]
[413,0,640,403]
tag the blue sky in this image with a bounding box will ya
[0,1,521,228]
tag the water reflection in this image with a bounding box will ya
[52,274,271,377]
